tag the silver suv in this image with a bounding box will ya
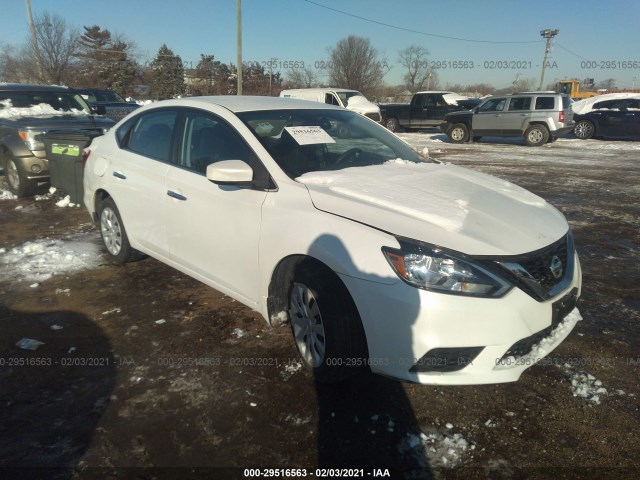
[441,93,574,146]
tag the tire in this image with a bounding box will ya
[385,117,400,132]
[574,120,595,140]
[98,197,137,264]
[448,123,469,143]
[288,264,367,383]
[548,135,558,143]
[524,125,549,147]
[4,154,37,197]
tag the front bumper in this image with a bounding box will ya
[18,153,50,180]
[341,253,582,384]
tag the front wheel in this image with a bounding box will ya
[4,155,37,197]
[288,265,367,383]
[98,197,137,264]
[524,125,549,146]
[448,123,469,143]
[574,120,595,140]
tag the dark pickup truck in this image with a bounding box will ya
[74,88,139,122]
[379,91,480,132]
[0,84,115,197]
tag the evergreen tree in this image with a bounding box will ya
[150,44,185,99]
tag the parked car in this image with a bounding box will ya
[574,97,640,139]
[74,88,140,121]
[84,96,582,384]
[379,91,480,132]
[280,88,381,122]
[0,83,115,197]
[441,92,574,146]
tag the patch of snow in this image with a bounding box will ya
[398,427,474,469]
[102,307,121,315]
[280,360,303,380]
[231,328,246,338]
[55,195,77,208]
[561,365,608,404]
[0,99,89,118]
[0,232,103,283]
[0,188,17,200]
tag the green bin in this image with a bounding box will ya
[39,131,103,205]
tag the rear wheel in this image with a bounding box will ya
[288,265,367,383]
[574,120,595,140]
[448,123,469,143]
[98,197,137,264]
[4,155,37,197]
[385,117,400,132]
[524,125,549,146]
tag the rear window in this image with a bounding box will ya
[535,97,555,110]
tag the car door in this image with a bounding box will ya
[424,94,449,124]
[164,108,268,304]
[108,109,178,257]
[620,100,640,136]
[472,97,507,135]
[503,96,532,134]
[409,94,429,128]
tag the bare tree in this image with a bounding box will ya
[30,12,79,84]
[285,66,321,88]
[0,43,39,83]
[398,45,432,92]
[326,36,389,96]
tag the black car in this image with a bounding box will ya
[74,88,139,122]
[0,84,115,197]
[574,98,640,139]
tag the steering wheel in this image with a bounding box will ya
[335,148,363,165]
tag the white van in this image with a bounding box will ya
[280,88,381,122]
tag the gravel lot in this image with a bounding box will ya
[1,133,639,479]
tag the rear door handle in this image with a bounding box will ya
[113,171,126,179]
[167,190,187,201]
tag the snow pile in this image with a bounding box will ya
[443,92,470,106]
[55,195,80,208]
[0,188,17,200]
[0,99,89,118]
[0,233,103,282]
[562,365,608,404]
[572,93,640,115]
[280,360,303,380]
[230,328,246,338]
[398,427,474,469]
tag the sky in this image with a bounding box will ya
[2,0,640,90]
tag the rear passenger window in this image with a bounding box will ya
[535,97,555,110]
[508,97,531,111]
[126,110,178,161]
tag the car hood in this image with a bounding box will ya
[296,160,568,256]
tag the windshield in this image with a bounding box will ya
[0,91,92,115]
[238,108,428,178]
[336,91,364,105]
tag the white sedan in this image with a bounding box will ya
[83,96,582,384]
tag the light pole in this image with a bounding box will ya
[237,0,242,95]
[538,29,559,91]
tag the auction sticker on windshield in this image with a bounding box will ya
[285,126,335,145]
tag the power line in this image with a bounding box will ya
[556,43,589,61]
[303,0,542,44]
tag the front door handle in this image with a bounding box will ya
[167,190,187,201]
[113,171,126,180]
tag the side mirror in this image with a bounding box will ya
[206,159,254,186]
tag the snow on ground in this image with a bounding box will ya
[0,187,16,200]
[0,232,103,283]
[398,425,475,469]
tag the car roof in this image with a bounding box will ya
[144,95,344,113]
[0,83,72,92]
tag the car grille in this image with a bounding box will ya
[490,232,574,301]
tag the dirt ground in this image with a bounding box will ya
[1,137,639,480]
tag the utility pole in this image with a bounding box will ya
[25,0,44,82]
[538,29,559,91]
[236,0,242,95]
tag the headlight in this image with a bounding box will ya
[382,240,511,298]
[18,130,46,151]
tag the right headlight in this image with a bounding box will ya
[382,240,512,298]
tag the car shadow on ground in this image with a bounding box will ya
[0,305,116,480]
[306,234,433,478]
